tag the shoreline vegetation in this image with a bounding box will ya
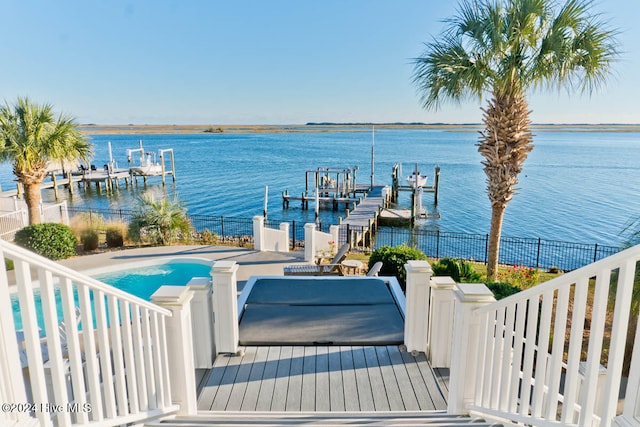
[80,123,640,135]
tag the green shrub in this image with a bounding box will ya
[81,229,100,251]
[106,227,124,248]
[432,258,482,282]
[128,193,191,245]
[15,223,77,260]
[368,245,427,290]
[200,229,219,245]
[486,282,522,300]
[4,258,14,271]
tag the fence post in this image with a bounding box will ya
[278,222,290,252]
[211,261,239,355]
[253,216,264,251]
[594,243,599,263]
[448,283,495,414]
[291,220,296,249]
[484,234,489,264]
[429,276,456,367]
[436,230,440,259]
[151,286,197,415]
[187,277,215,368]
[536,237,541,269]
[304,223,317,262]
[404,260,433,355]
[221,216,225,240]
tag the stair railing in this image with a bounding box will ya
[0,239,180,426]
[450,244,640,427]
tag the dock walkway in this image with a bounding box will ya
[339,185,387,247]
[197,345,447,412]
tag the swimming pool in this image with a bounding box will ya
[12,258,213,331]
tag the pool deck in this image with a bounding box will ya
[59,245,308,290]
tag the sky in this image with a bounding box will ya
[0,0,638,125]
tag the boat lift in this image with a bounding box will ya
[127,140,176,185]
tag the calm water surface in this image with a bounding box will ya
[0,129,637,246]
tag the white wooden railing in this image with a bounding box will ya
[252,216,289,252]
[0,239,181,426]
[304,223,340,262]
[450,244,640,427]
[0,210,28,240]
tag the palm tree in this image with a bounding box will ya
[0,97,92,224]
[413,0,619,279]
[128,193,191,245]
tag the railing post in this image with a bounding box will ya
[617,315,640,426]
[279,222,290,252]
[429,276,456,367]
[253,215,264,251]
[0,250,30,424]
[330,224,340,246]
[448,283,495,415]
[211,261,239,354]
[404,260,433,355]
[304,223,316,262]
[187,277,215,368]
[151,286,197,416]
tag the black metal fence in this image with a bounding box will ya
[67,207,620,271]
[369,227,620,271]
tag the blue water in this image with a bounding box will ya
[0,129,638,246]
[12,262,212,331]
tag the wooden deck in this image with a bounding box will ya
[197,345,447,413]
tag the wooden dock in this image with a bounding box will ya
[197,345,447,412]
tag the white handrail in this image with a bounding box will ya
[468,243,640,427]
[0,239,179,426]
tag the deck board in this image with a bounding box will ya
[198,345,448,413]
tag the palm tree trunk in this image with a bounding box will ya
[479,90,534,281]
[23,182,42,225]
[487,204,505,279]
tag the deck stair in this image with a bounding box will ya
[146,411,504,426]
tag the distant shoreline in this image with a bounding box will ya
[80,123,640,135]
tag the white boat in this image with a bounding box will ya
[130,152,163,176]
[406,171,427,188]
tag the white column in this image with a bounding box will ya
[188,277,215,368]
[278,222,290,252]
[404,260,433,355]
[304,223,317,262]
[429,276,457,368]
[253,215,264,251]
[617,315,640,426]
[151,286,197,416]
[330,225,340,245]
[211,261,239,354]
[448,283,495,415]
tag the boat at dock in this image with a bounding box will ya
[129,152,163,176]
[406,171,427,188]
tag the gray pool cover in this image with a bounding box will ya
[239,278,404,345]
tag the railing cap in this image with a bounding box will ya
[212,260,238,274]
[405,260,433,273]
[187,277,212,291]
[151,285,194,306]
[432,276,456,289]
[455,283,495,303]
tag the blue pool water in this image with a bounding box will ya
[12,261,212,331]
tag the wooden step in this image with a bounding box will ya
[146,411,504,427]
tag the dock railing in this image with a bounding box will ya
[0,239,195,426]
[444,243,640,426]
